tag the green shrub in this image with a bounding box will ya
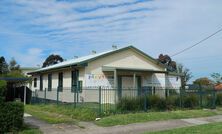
[147,95,160,109]
[117,96,144,112]
[156,97,167,110]
[0,102,24,133]
[216,93,222,106]
[205,95,214,107]
[166,96,180,110]
[183,94,198,108]
[0,80,7,103]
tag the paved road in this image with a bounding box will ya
[24,114,222,134]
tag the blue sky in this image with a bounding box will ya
[0,0,222,82]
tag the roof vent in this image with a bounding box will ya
[91,50,97,54]
[112,45,117,50]
[74,56,78,59]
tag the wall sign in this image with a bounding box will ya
[85,74,114,88]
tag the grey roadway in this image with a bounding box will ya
[24,114,222,134]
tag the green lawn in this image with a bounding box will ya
[18,124,42,134]
[25,104,222,127]
[144,122,222,134]
[96,109,219,126]
[19,128,42,134]
[25,104,97,124]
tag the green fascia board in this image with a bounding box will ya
[29,45,166,74]
[28,64,85,75]
[102,66,167,73]
[0,77,30,82]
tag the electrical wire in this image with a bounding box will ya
[171,27,222,57]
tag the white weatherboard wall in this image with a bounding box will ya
[166,75,181,89]
[85,49,164,75]
[32,68,86,102]
[82,49,166,103]
[31,48,181,103]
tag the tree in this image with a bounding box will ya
[211,73,222,84]
[193,77,214,86]
[0,56,9,75]
[177,64,192,88]
[158,54,177,72]
[6,58,24,77]
[9,58,20,71]
[42,54,64,67]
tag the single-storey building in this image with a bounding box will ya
[28,46,182,103]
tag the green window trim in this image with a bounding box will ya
[71,70,82,93]
[40,75,43,91]
[33,78,37,88]
[78,80,83,93]
[58,72,63,92]
[48,74,52,91]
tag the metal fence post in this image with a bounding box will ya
[212,90,216,109]
[165,88,168,98]
[179,87,182,108]
[73,87,75,108]
[44,88,46,104]
[57,87,59,105]
[199,84,203,108]
[144,88,148,112]
[99,86,102,115]
[73,87,76,108]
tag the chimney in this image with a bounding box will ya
[91,50,96,54]
[74,56,78,59]
[112,45,117,50]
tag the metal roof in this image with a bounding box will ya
[28,46,165,74]
[0,77,30,82]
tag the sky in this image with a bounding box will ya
[0,0,222,82]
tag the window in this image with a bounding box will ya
[34,78,37,88]
[48,74,52,91]
[40,75,43,91]
[58,72,63,92]
[71,70,79,92]
[78,80,83,93]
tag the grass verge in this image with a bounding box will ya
[96,109,219,126]
[25,104,97,124]
[19,124,42,134]
[144,122,222,134]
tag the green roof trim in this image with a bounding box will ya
[102,66,167,73]
[28,45,167,74]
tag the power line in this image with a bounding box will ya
[171,27,222,57]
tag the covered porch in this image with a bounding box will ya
[102,66,168,99]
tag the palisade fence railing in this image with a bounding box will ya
[31,85,221,115]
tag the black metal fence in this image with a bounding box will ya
[31,85,222,115]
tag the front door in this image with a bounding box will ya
[117,76,142,99]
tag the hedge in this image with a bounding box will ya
[0,80,24,133]
[0,101,24,133]
[0,80,6,101]
[117,94,199,112]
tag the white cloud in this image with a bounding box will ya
[0,0,222,82]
